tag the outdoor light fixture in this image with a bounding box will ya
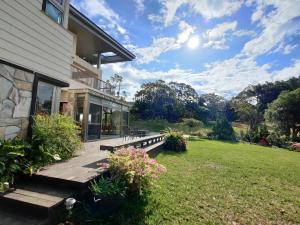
[65,198,76,217]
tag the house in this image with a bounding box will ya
[0,0,135,141]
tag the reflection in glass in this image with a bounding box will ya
[45,0,63,24]
[35,81,54,115]
[87,103,102,140]
[101,107,113,135]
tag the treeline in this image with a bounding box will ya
[131,77,300,145]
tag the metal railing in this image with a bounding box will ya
[73,72,115,96]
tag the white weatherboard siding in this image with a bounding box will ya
[0,0,73,82]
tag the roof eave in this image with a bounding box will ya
[69,5,135,62]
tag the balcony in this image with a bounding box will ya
[72,72,115,96]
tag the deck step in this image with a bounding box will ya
[0,182,73,221]
[144,140,165,157]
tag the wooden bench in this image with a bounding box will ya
[100,134,165,152]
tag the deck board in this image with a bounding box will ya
[35,134,163,184]
[3,191,59,208]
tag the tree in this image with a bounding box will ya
[132,80,183,122]
[210,117,235,141]
[168,82,210,121]
[109,74,123,97]
[231,99,258,131]
[168,82,199,103]
[265,88,300,140]
[236,77,300,115]
[201,93,226,120]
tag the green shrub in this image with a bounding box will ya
[164,128,187,151]
[267,133,289,148]
[0,139,32,188]
[182,118,203,130]
[32,114,82,164]
[89,176,127,197]
[210,117,236,141]
[179,118,204,135]
[241,124,269,143]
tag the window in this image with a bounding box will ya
[44,0,64,25]
[35,81,55,115]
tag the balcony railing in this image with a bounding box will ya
[73,72,115,96]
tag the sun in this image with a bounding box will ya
[187,36,200,49]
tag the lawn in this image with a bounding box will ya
[76,140,300,225]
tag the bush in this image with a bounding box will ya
[0,139,32,189]
[241,124,269,144]
[32,114,82,164]
[103,147,166,195]
[180,118,204,135]
[267,133,289,148]
[210,117,236,141]
[89,176,127,198]
[182,118,203,130]
[163,128,187,151]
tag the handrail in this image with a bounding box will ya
[72,72,115,96]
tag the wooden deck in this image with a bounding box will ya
[36,134,164,185]
[35,141,109,185]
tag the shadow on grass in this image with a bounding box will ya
[68,192,159,225]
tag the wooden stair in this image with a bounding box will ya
[0,179,75,225]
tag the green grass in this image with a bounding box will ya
[75,140,300,225]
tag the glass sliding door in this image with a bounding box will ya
[101,107,113,135]
[112,108,122,135]
[87,103,102,140]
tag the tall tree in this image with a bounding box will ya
[132,80,183,122]
[168,82,199,103]
[109,74,123,97]
[265,88,300,140]
[236,76,300,113]
[231,99,258,130]
[201,93,226,120]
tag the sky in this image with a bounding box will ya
[70,0,300,100]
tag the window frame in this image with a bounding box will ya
[34,81,60,115]
[42,0,65,25]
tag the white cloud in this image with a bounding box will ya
[273,59,300,81]
[203,21,237,49]
[233,29,256,37]
[102,56,300,100]
[243,0,300,57]
[148,14,164,23]
[159,0,242,26]
[133,0,145,13]
[132,21,196,64]
[283,44,298,55]
[271,42,298,55]
[251,5,264,23]
[71,0,128,36]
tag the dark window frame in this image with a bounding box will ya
[28,73,69,137]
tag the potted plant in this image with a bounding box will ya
[89,175,127,215]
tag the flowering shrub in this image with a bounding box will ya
[103,147,166,195]
[163,128,187,152]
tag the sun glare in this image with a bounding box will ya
[187,36,200,49]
